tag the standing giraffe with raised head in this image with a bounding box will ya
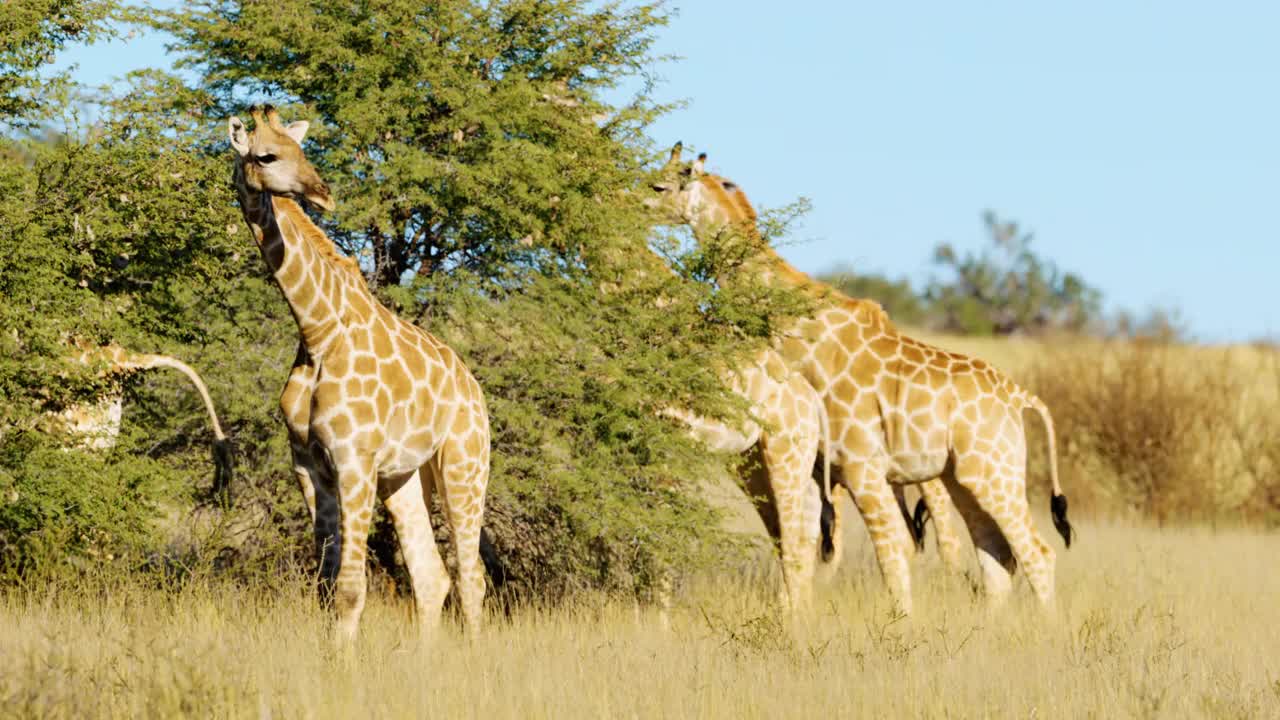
[649,145,1073,612]
[228,106,490,641]
[55,339,233,492]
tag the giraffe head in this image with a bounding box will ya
[646,142,752,234]
[227,105,335,212]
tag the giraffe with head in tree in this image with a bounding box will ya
[649,145,1073,612]
[228,106,490,641]
[610,229,832,611]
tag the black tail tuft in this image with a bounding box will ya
[819,494,836,562]
[212,438,234,505]
[479,527,508,589]
[1050,493,1073,548]
[911,498,930,551]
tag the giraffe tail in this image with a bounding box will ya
[479,527,507,590]
[911,497,930,550]
[1027,394,1072,548]
[125,353,234,501]
[816,398,837,563]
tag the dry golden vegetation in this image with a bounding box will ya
[3,337,1277,719]
[2,523,1278,719]
[917,332,1280,525]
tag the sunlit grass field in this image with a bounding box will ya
[3,520,1277,719]
[3,333,1276,718]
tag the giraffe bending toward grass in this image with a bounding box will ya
[229,107,490,641]
[649,145,1073,612]
[55,340,233,492]
[600,217,831,610]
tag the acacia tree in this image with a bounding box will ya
[154,0,673,290]
[0,3,270,573]
[118,0,805,600]
[0,0,115,124]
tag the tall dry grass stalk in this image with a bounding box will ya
[2,524,1278,719]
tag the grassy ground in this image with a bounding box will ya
[2,521,1277,719]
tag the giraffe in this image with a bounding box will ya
[54,339,233,493]
[599,219,831,611]
[648,145,1073,612]
[228,107,490,641]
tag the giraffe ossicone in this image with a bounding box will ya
[650,143,1073,613]
[229,106,491,642]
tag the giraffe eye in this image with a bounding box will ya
[256,153,278,165]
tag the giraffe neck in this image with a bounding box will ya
[694,186,882,319]
[233,167,353,354]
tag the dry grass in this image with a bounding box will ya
[2,523,1278,719]
[4,334,1277,718]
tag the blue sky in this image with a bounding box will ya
[57,2,1280,342]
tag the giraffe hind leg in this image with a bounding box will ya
[434,437,490,635]
[946,458,1057,606]
[382,468,450,638]
[942,472,1014,601]
[919,478,966,571]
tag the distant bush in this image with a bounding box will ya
[818,210,1106,336]
[1027,342,1279,525]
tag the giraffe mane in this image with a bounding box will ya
[707,176,893,331]
[273,197,366,283]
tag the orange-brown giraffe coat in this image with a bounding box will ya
[605,208,830,611]
[650,146,1073,612]
[229,107,490,641]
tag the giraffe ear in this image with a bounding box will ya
[283,120,310,145]
[228,117,250,156]
[691,152,706,176]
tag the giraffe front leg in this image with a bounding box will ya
[281,345,319,521]
[382,468,450,639]
[331,450,378,643]
[919,479,966,571]
[312,472,342,605]
[289,439,320,522]
[843,458,914,615]
[760,436,821,612]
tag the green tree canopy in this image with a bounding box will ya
[2,0,811,599]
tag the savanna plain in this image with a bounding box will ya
[3,338,1278,719]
